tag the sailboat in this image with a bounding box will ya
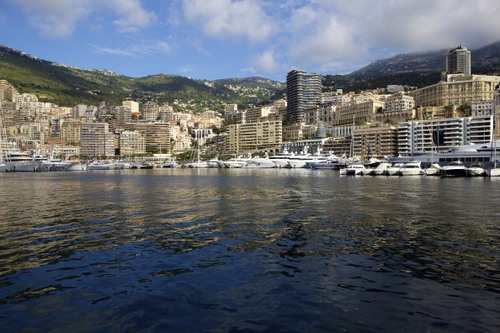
[184,130,209,168]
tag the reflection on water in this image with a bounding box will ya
[0,169,499,332]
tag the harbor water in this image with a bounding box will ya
[0,169,499,332]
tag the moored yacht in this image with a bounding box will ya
[440,161,467,177]
[369,162,392,176]
[384,163,404,176]
[425,163,442,176]
[398,160,424,176]
[4,149,41,172]
[345,164,366,176]
[466,163,486,177]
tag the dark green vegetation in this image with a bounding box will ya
[1,41,499,108]
[0,45,285,109]
[323,41,500,92]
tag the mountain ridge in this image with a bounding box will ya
[1,41,500,107]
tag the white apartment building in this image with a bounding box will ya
[397,116,494,155]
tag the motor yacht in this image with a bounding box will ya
[440,161,467,177]
[465,163,486,177]
[345,164,366,176]
[398,160,424,176]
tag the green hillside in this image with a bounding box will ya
[0,45,284,108]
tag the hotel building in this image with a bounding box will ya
[409,74,500,108]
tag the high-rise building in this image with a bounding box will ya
[286,70,322,124]
[80,122,115,157]
[446,45,471,75]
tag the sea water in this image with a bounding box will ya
[0,169,499,332]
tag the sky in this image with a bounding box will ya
[1,0,500,82]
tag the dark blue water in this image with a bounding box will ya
[0,169,499,332]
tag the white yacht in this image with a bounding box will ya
[465,163,486,177]
[369,162,392,176]
[424,163,442,176]
[87,161,115,170]
[4,149,41,172]
[389,141,500,168]
[223,158,247,168]
[345,164,366,176]
[486,168,500,177]
[440,161,467,177]
[385,163,404,176]
[398,160,424,176]
[269,150,292,168]
[185,160,210,168]
[40,156,72,171]
[245,156,277,168]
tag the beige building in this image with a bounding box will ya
[245,106,275,123]
[80,122,115,157]
[410,74,500,108]
[352,125,398,159]
[227,120,282,153]
[385,92,415,113]
[60,119,83,145]
[335,98,385,126]
[126,122,171,153]
[123,100,140,116]
[119,130,146,156]
[0,79,19,102]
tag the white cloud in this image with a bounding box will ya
[10,0,156,37]
[92,40,172,57]
[106,0,157,32]
[183,0,273,41]
[253,50,279,72]
[276,0,500,73]
[11,0,91,37]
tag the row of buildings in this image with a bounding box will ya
[221,45,500,158]
[1,45,499,160]
[0,81,222,159]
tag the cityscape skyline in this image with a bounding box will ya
[1,0,500,81]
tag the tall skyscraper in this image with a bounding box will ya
[446,45,471,75]
[286,69,322,123]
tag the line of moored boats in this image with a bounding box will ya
[2,146,499,177]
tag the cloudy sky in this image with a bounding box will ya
[1,0,500,81]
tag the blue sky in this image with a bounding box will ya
[1,0,500,82]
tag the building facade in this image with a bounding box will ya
[397,116,494,155]
[126,122,171,153]
[227,120,282,153]
[80,122,115,157]
[352,125,398,159]
[410,74,500,108]
[119,130,146,156]
[446,45,471,75]
[286,70,322,124]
